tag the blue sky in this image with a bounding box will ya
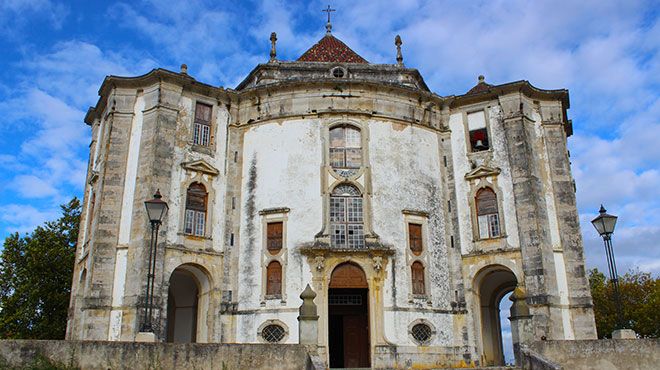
[0,0,658,276]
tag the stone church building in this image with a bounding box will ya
[66,21,597,368]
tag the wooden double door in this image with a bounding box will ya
[328,288,370,368]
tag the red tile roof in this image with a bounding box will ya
[297,35,368,63]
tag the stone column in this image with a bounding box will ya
[509,286,533,366]
[298,284,319,345]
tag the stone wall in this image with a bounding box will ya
[524,339,660,370]
[0,340,320,370]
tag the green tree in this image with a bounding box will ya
[588,268,660,338]
[0,198,81,339]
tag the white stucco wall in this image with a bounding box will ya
[236,119,322,342]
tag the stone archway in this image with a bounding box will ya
[474,264,518,366]
[328,262,370,368]
[165,264,211,343]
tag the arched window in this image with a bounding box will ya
[266,261,282,296]
[329,126,362,175]
[330,184,364,249]
[184,183,207,236]
[476,188,500,239]
[411,261,425,295]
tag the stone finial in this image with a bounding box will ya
[269,32,277,62]
[478,75,485,83]
[299,284,318,319]
[395,35,403,66]
[180,64,188,75]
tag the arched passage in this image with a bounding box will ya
[166,264,211,343]
[474,265,518,366]
[328,262,370,368]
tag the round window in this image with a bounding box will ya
[411,323,433,345]
[262,324,286,343]
[332,68,345,78]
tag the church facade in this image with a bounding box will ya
[66,25,597,368]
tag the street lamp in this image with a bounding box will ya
[590,205,624,330]
[141,190,168,332]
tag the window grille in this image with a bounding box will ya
[328,294,362,305]
[330,184,364,249]
[193,103,212,146]
[476,188,500,239]
[262,324,285,343]
[411,323,433,345]
[329,126,362,175]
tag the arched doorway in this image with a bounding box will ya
[328,262,370,368]
[475,265,517,366]
[166,264,210,343]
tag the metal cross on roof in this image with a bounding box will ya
[323,5,335,34]
[323,5,336,23]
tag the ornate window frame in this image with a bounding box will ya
[316,118,379,249]
[403,210,431,302]
[260,207,289,304]
[465,169,508,251]
[178,164,218,250]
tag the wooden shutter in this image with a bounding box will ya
[195,103,212,124]
[267,222,283,254]
[411,262,425,295]
[186,183,207,212]
[476,188,497,216]
[408,224,423,255]
[266,261,282,296]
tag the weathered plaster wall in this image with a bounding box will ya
[368,120,455,346]
[236,118,322,342]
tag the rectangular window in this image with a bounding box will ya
[478,214,500,239]
[184,209,206,236]
[266,222,283,254]
[408,224,423,255]
[467,111,489,151]
[193,102,212,146]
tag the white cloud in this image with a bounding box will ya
[0,204,59,234]
[0,0,69,36]
[12,175,58,198]
[0,41,155,234]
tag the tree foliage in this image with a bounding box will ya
[0,198,81,339]
[588,268,660,338]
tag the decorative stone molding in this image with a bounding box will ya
[464,165,501,180]
[181,159,220,176]
[259,207,291,216]
[401,209,429,218]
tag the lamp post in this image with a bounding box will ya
[141,190,168,332]
[590,205,624,330]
